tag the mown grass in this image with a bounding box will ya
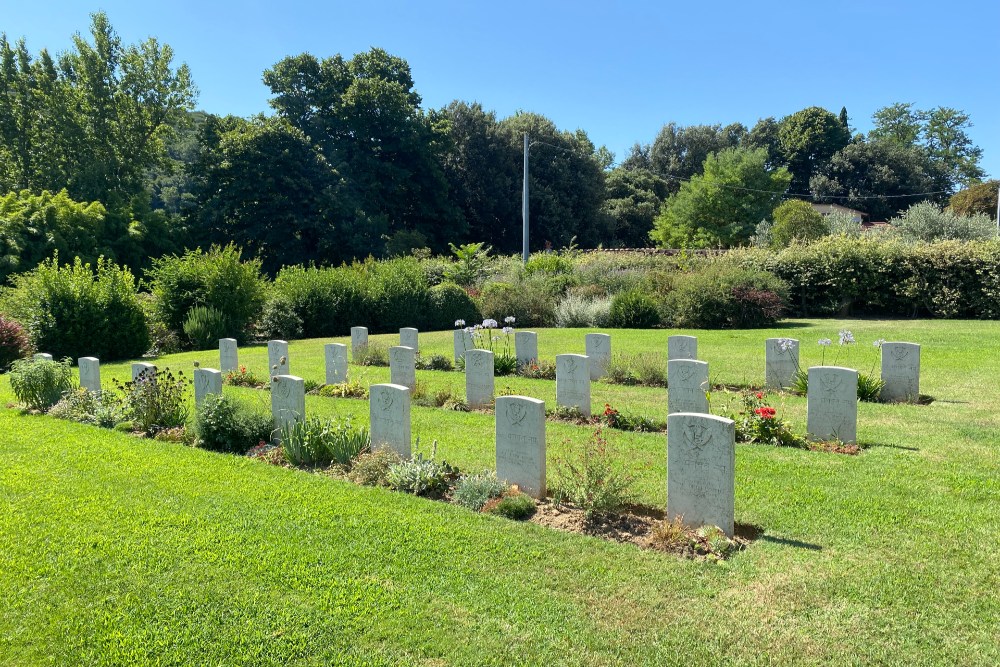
[2,319,999,665]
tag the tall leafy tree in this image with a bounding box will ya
[650,147,790,248]
[949,179,999,218]
[602,167,670,247]
[745,117,783,169]
[649,122,746,192]
[869,102,923,147]
[777,106,850,193]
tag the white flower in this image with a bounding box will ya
[504,316,516,324]
[777,338,795,352]
[454,319,465,327]
[502,326,513,335]
[473,323,483,330]
[873,338,886,348]
[492,335,501,342]
[463,326,474,334]
[482,319,499,329]
[838,330,855,346]
[818,338,832,347]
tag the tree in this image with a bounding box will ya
[263,48,462,255]
[949,180,999,218]
[777,106,850,193]
[839,106,850,133]
[190,115,359,273]
[890,201,996,242]
[745,117,783,169]
[650,147,791,248]
[809,140,946,220]
[923,107,985,188]
[649,122,746,192]
[602,167,670,247]
[869,102,924,147]
[770,199,828,247]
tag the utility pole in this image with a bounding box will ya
[522,133,530,264]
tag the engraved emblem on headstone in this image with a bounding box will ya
[683,421,713,451]
[378,391,395,412]
[820,374,842,395]
[890,347,910,362]
[506,401,527,428]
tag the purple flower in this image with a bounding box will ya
[818,338,832,347]
[838,329,855,346]
[482,319,499,329]
[502,326,513,335]
[777,338,795,353]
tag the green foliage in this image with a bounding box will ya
[318,380,369,399]
[386,453,459,499]
[858,373,886,403]
[182,306,227,351]
[483,490,536,520]
[8,356,74,410]
[518,359,556,380]
[114,367,190,434]
[664,265,788,328]
[223,365,265,388]
[280,416,370,467]
[603,353,668,388]
[551,428,635,518]
[890,202,996,243]
[444,242,491,286]
[598,403,666,432]
[48,388,128,428]
[415,354,454,372]
[950,180,999,218]
[477,282,556,328]
[608,289,661,328]
[453,471,509,511]
[426,283,481,331]
[194,394,273,454]
[649,122,746,191]
[730,391,807,448]
[778,106,851,193]
[770,200,829,247]
[602,167,671,247]
[347,449,402,487]
[146,245,267,345]
[354,342,389,367]
[554,294,611,328]
[524,253,574,276]
[650,147,791,248]
[2,255,148,360]
[256,294,304,341]
[0,314,30,369]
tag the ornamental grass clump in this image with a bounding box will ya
[9,356,75,411]
[280,416,370,467]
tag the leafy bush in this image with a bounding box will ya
[415,354,454,371]
[354,341,389,367]
[195,394,274,454]
[608,289,661,328]
[280,416,370,467]
[890,201,996,242]
[0,314,30,370]
[518,359,556,380]
[483,490,536,520]
[48,388,128,428]
[182,306,228,350]
[349,449,402,486]
[146,244,266,345]
[663,265,787,328]
[554,294,612,328]
[477,281,556,328]
[1,255,148,360]
[425,282,481,331]
[318,380,369,399]
[113,368,190,434]
[551,428,634,518]
[453,471,508,511]
[256,293,304,341]
[386,453,459,498]
[599,403,667,432]
[443,242,491,286]
[525,253,574,276]
[604,353,667,387]
[8,356,75,410]
[770,199,829,247]
[730,391,806,448]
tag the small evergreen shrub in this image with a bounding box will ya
[256,294,304,341]
[554,294,612,328]
[604,352,667,387]
[453,471,509,511]
[477,281,556,328]
[195,394,274,454]
[0,314,30,370]
[483,490,536,520]
[8,356,75,410]
[551,428,635,518]
[525,253,574,276]
[318,380,369,399]
[608,289,661,328]
[426,283,481,332]
[415,354,454,371]
[183,306,228,350]
[348,449,402,486]
[386,453,459,498]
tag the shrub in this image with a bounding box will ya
[483,490,536,520]
[354,341,389,367]
[49,388,128,428]
[223,365,266,388]
[443,242,491,286]
[195,394,274,454]
[318,380,369,399]
[664,265,787,328]
[425,282,481,331]
[770,199,829,247]
[183,306,228,350]
[349,449,403,486]
[477,281,556,328]
[730,391,807,448]
[604,353,667,388]
[554,294,612,328]
[386,453,460,498]
[415,354,454,371]
[1,255,148,360]
[256,293,304,341]
[518,359,556,379]
[608,289,661,328]
[8,356,75,410]
[453,471,509,511]
[891,201,996,242]
[551,428,634,518]
[280,416,370,467]
[113,368,190,434]
[146,244,267,345]
[599,403,667,433]
[0,315,30,370]
[525,253,574,276]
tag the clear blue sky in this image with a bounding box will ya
[4,0,998,179]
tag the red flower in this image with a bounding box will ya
[755,392,764,399]
[754,406,776,419]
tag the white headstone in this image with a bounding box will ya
[807,366,858,444]
[556,353,591,417]
[765,338,800,389]
[325,343,348,385]
[668,335,698,360]
[453,328,474,363]
[131,362,156,382]
[880,342,920,402]
[515,330,538,366]
[585,333,611,380]
[400,327,419,354]
[369,383,411,458]
[495,395,546,499]
[267,340,289,376]
[33,353,53,362]
[389,345,416,391]
[351,327,369,361]
[667,412,736,537]
[194,367,223,407]
[78,357,100,393]
[271,374,305,437]
[219,338,238,373]
[465,349,495,409]
[667,359,709,415]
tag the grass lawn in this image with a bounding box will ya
[2,319,998,665]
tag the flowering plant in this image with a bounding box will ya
[791,330,886,401]
[731,390,806,448]
[456,316,518,375]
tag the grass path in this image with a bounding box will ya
[2,320,998,665]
